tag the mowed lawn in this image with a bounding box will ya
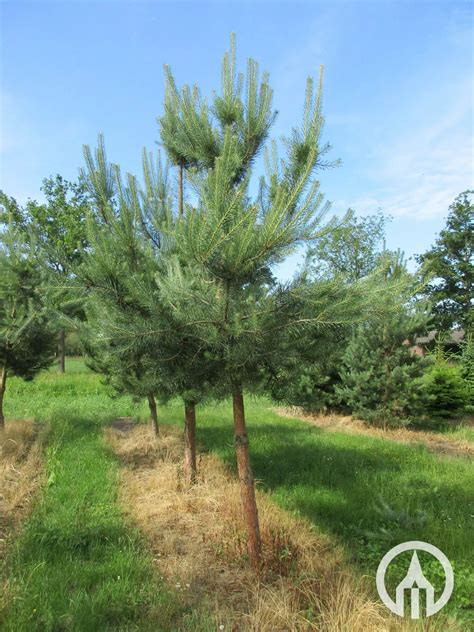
[0,359,209,632]
[162,396,474,622]
[2,358,473,627]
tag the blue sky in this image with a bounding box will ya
[1,1,472,279]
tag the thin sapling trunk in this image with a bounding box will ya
[0,365,7,431]
[232,382,262,569]
[184,401,197,484]
[178,164,184,219]
[58,328,66,373]
[147,393,159,436]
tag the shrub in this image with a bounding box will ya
[460,333,474,409]
[421,363,468,421]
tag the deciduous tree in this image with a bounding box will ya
[417,190,473,332]
[0,213,56,429]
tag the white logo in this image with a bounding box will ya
[376,541,454,619]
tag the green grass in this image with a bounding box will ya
[0,362,212,632]
[160,396,474,623]
[2,359,473,627]
[440,423,474,444]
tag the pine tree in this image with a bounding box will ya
[158,66,222,470]
[337,301,430,428]
[78,136,220,482]
[421,341,468,421]
[81,302,168,436]
[76,37,407,568]
[0,213,56,429]
[76,139,171,437]
[151,38,402,567]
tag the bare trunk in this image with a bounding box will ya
[0,365,7,431]
[232,383,262,569]
[184,401,197,484]
[58,329,66,373]
[178,164,184,219]
[147,393,159,436]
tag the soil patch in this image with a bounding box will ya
[109,417,138,432]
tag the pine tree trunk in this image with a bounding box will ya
[147,393,159,436]
[0,365,7,431]
[58,329,66,374]
[184,401,197,484]
[232,382,262,569]
[178,164,184,219]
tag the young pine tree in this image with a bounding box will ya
[76,139,174,437]
[420,339,469,421]
[78,136,220,482]
[154,38,399,567]
[337,302,430,428]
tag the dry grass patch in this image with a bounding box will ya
[0,421,46,558]
[275,407,474,459]
[106,424,459,631]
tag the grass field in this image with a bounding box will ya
[1,358,473,629]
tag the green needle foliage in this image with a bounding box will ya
[75,138,173,435]
[75,35,410,568]
[78,135,218,478]
[0,212,56,428]
[337,298,431,428]
[148,36,407,566]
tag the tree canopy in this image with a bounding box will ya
[417,190,473,332]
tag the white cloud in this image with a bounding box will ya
[365,84,472,219]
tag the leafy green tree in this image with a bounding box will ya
[417,190,473,331]
[307,209,391,281]
[276,211,394,412]
[25,175,90,271]
[337,301,430,428]
[0,191,24,226]
[0,215,56,429]
[18,175,90,372]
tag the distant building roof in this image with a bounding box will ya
[415,329,465,345]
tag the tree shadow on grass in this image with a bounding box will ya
[197,418,473,557]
